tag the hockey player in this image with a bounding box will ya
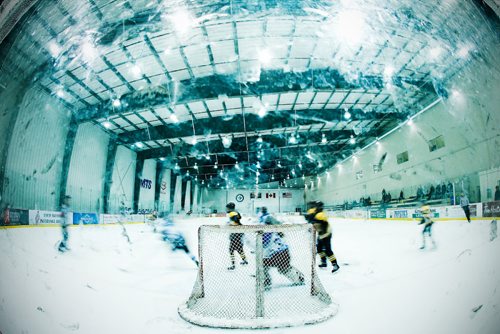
[304,201,317,224]
[58,195,71,252]
[259,207,304,289]
[226,202,248,270]
[118,201,131,243]
[419,204,436,250]
[156,213,198,266]
[310,201,340,273]
[259,206,281,226]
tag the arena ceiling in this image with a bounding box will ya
[0,0,494,189]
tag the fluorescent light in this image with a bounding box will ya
[159,157,166,161]
[384,65,395,78]
[334,10,366,46]
[257,135,263,143]
[289,135,297,144]
[81,39,98,63]
[258,106,267,117]
[169,9,196,35]
[112,99,121,107]
[344,109,351,120]
[170,114,178,123]
[349,135,356,145]
[429,46,443,60]
[130,64,142,76]
[103,121,112,129]
[258,49,273,65]
[135,142,144,149]
[191,137,197,145]
[56,89,65,98]
[222,136,232,148]
[48,41,62,58]
[321,133,327,143]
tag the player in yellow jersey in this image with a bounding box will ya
[310,201,340,273]
[226,202,248,270]
[419,203,436,250]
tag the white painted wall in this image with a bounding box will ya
[310,46,500,206]
[184,181,191,212]
[3,86,72,210]
[172,175,182,213]
[109,145,136,213]
[138,159,156,210]
[66,123,109,213]
[192,184,199,213]
[201,188,305,214]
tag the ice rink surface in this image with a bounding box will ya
[1,217,499,334]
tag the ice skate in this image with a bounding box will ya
[227,264,235,270]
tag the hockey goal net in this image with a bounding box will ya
[178,224,337,328]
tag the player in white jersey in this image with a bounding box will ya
[156,213,198,266]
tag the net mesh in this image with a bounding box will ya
[178,224,337,328]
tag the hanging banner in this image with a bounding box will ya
[29,210,73,225]
[160,181,167,194]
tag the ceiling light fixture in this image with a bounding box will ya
[344,109,351,120]
[103,121,112,129]
[349,135,356,145]
[258,48,273,65]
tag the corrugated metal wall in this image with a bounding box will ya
[66,123,109,213]
[109,145,137,213]
[3,86,71,210]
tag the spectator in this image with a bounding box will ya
[416,187,424,200]
[459,192,471,223]
[435,184,442,199]
[399,190,404,202]
[58,196,71,252]
[495,185,500,201]
[427,185,435,200]
[2,204,10,226]
[440,183,446,199]
[447,182,454,204]
[382,189,387,203]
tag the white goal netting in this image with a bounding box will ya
[178,224,337,329]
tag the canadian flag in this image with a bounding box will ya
[266,193,276,198]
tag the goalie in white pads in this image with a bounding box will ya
[156,213,198,266]
[259,207,305,289]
